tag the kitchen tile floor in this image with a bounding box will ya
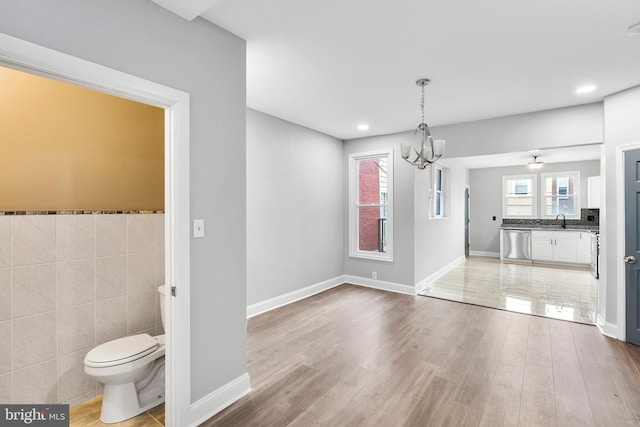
[419,256,598,324]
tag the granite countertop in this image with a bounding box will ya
[500,224,599,232]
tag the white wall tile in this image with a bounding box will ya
[13,312,57,370]
[11,216,55,266]
[58,349,95,403]
[127,215,155,254]
[57,260,95,309]
[127,253,155,294]
[154,214,165,252]
[155,252,165,287]
[8,213,162,407]
[95,297,127,345]
[58,304,95,356]
[13,359,57,404]
[0,372,11,403]
[12,264,56,318]
[65,390,97,408]
[0,217,10,268]
[95,215,126,257]
[0,320,11,375]
[154,289,162,333]
[0,268,10,321]
[95,256,126,301]
[57,215,94,261]
[127,291,155,334]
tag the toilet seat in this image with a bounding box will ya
[85,334,158,368]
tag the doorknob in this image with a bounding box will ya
[624,255,636,264]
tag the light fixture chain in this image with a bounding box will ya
[420,85,425,124]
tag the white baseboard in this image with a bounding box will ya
[343,275,416,296]
[247,276,344,318]
[189,373,251,427]
[470,251,500,258]
[415,255,466,293]
[596,314,618,339]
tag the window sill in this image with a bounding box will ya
[349,252,394,263]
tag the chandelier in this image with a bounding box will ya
[401,78,445,169]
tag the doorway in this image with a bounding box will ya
[0,34,191,426]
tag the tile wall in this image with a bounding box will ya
[0,213,164,407]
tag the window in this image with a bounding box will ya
[348,149,393,261]
[432,165,445,218]
[503,174,537,218]
[541,171,580,218]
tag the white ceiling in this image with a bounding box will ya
[152,0,640,144]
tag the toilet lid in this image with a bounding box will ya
[85,334,158,367]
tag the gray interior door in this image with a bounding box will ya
[465,188,470,257]
[625,148,640,346]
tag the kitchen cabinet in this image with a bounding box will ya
[576,232,591,264]
[531,230,582,263]
[531,231,554,261]
[588,176,601,208]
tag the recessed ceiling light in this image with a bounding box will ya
[576,85,597,94]
[357,123,369,131]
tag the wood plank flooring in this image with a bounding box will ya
[201,284,640,427]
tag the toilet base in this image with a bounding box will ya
[99,360,165,423]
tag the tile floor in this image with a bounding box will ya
[419,256,598,324]
[70,396,164,427]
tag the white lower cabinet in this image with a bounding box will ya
[531,230,590,264]
[576,232,591,264]
[531,231,554,261]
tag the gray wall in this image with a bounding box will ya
[414,159,467,285]
[603,85,640,325]
[343,134,415,285]
[434,103,603,157]
[469,160,601,254]
[246,109,343,305]
[0,0,247,403]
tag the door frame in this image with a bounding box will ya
[616,141,640,342]
[464,186,470,257]
[0,33,192,426]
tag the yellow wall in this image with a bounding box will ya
[0,66,164,210]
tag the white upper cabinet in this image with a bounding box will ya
[587,176,601,209]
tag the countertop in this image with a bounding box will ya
[500,224,599,233]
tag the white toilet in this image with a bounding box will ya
[84,285,167,423]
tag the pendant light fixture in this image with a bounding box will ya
[401,78,445,170]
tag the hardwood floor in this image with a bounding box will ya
[201,284,640,427]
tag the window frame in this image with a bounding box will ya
[540,170,581,219]
[431,164,446,218]
[502,174,537,219]
[348,149,394,262]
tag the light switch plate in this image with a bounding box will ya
[193,219,205,238]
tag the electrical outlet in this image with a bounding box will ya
[372,271,377,280]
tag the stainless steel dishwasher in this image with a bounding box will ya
[501,229,531,260]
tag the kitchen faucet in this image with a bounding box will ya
[555,213,566,229]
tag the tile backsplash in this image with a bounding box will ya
[0,213,164,407]
[502,208,600,228]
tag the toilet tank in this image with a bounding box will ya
[158,285,166,330]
